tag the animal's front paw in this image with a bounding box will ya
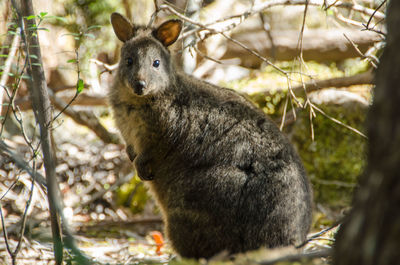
[134,155,154,181]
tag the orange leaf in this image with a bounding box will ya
[150,231,164,255]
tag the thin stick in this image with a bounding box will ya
[343,33,378,68]
[365,0,387,30]
[311,102,367,138]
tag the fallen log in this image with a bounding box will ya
[260,69,374,96]
[222,28,382,67]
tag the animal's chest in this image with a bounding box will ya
[114,103,158,153]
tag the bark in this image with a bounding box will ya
[333,1,400,264]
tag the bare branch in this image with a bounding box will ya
[311,102,367,138]
[343,34,378,68]
[147,0,160,27]
[296,222,340,248]
[251,0,385,20]
[365,0,387,30]
[219,32,287,75]
[174,0,385,42]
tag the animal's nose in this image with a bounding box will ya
[133,80,146,95]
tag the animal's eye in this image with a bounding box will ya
[126,57,133,66]
[153,59,160,68]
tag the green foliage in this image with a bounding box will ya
[116,174,149,214]
[76,78,84,93]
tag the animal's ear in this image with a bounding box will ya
[153,20,182,47]
[111,12,134,42]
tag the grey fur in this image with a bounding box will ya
[109,13,312,259]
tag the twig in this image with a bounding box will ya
[160,3,205,29]
[343,34,378,68]
[161,3,289,75]
[259,13,276,61]
[296,0,308,58]
[311,102,367,138]
[147,0,160,28]
[193,46,223,64]
[365,0,387,31]
[220,32,287,75]
[312,177,357,188]
[0,47,29,137]
[294,0,315,138]
[51,49,81,125]
[176,0,385,41]
[280,94,289,131]
[297,223,340,248]
[335,12,364,27]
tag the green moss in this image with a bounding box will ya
[116,174,149,214]
[288,103,367,208]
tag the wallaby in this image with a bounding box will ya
[109,12,312,259]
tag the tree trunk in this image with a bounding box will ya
[18,1,64,264]
[15,2,92,264]
[333,1,400,264]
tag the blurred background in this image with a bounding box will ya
[0,0,385,263]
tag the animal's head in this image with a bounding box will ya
[111,12,182,97]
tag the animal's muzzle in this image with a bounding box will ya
[133,80,146,95]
